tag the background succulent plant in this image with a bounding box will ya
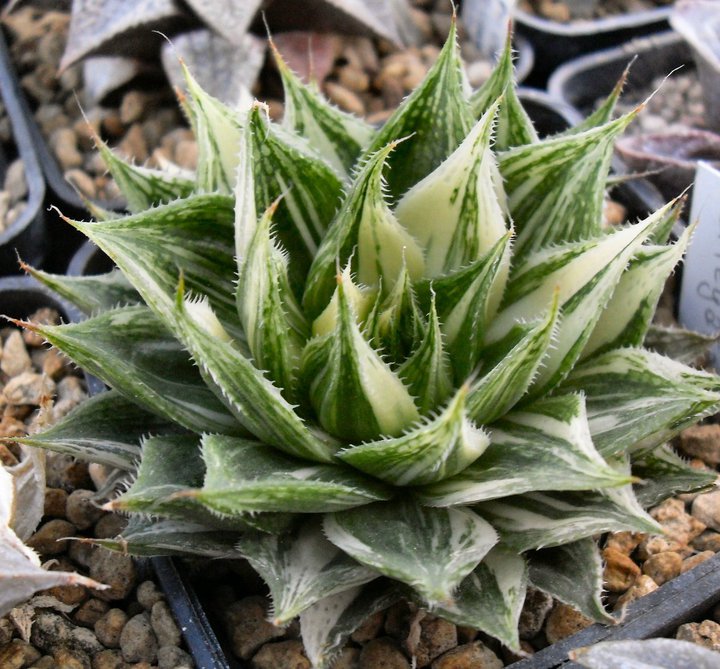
[16,23,720,667]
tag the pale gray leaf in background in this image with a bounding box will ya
[462,0,516,58]
[6,446,45,542]
[570,638,720,669]
[161,29,265,108]
[82,56,147,106]
[671,1,720,70]
[0,467,107,617]
[183,0,263,46]
[60,0,192,69]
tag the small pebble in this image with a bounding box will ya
[0,639,41,668]
[119,613,158,664]
[518,587,553,640]
[89,548,137,601]
[65,489,104,530]
[94,609,128,648]
[324,82,365,116]
[251,640,310,669]
[642,551,682,586]
[692,489,720,532]
[157,645,194,669]
[603,547,641,591]
[614,574,659,611]
[2,330,32,377]
[411,615,457,667]
[680,424,720,465]
[681,550,716,573]
[359,637,410,669]
[53,647,90,669]
[3,372,56,406]
[676,619,720,651]
[544,603,593,644]
[431,641,503,669]
[26,519,76,555]
[692,530,720,552]
[223,596,285,659]
[73,598,110,628]
[151,601,181,648]
[44,487,68,518]
[136,580,164,611]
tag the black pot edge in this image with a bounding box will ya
[547,31,690,108]
[507,551,720,669]
[514,6,672,38]
[0,31,46,273]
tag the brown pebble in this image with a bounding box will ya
[518,587,553,640]
[1,330,32,376]
[681,550,716,573]
[614,574,659,611]
[24,308,60,347]
[337,64,370,92]
[605,531,644,556]
[411,615,457,667]
[173,139,198,170]
[0,639,42,669]
[603,199,627,226]
[359,637,410,669]
[89,548,137,601]
[120,90,149,125]
[119,613,158,664]
[92,648,125,669]
[150,600,181,647]
[642,551,682,586]
[650,498,706,546]
[74,597,110,628]
[42,349,71,380]
[352,610,385,643]
[26,518,76,555]
[118,124,149,163]
[431,641,503,669]
[636,534,687,561]
[680,424,720,465]
[0,442,19,465]
[93,513,128,539]
[3,372,56,406]
[692,530,720,552]
[692,489,720,532]
[324,82,365,116]
[66,489,104,530]
[53,647,90,669]
[136,580,164,611]
[544,603,593,644]
[29,656,56,669]
[223,596,285,660]
[65,169,97,200]
[251,640,310,669]
[95,608,128,648]
[51,127,83,170]
[603,547,641,592]
[676,619,720,651]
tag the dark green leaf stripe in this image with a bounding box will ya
[31,305,241,435]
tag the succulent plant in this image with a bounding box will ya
[17,23,720,666]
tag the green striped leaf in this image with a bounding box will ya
[478,488,660,553]
[365,262,425,364]
[190,435,390,514]
[499,111,639,258]
[313,263,376,337]
[582,214,692,359]
[301,276,420,442]
[274,40,373,176]
[25,266,139,315]
[338,385,489,486]
[558,65,629,137]
[632,444,716,509]
[528,538,613,624]
[561,348,720,457]
[398,294,453,415]
[248,105,344,286]
[173,293,338,462]
[417,394,631,507]
[490,212,661,395]
[95,516,243,558]
[182,62,243,193]
[303,141,424,318]
[17,390,159,470]
[67,194,242,341]
[363,19,474,200]
[645,324,720,365]
[237,199,309,400]
[95,137,195,213]
[433,546,528,652]
[395,99,510,278]
[300,580,402,669]
[240,520,378,626]
[324,500,498,607]
[28,305,241,435]
[109,435,288,534]
[469,33,537,150]
[466,293,559,424]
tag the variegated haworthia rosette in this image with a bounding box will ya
[18,22,720,669]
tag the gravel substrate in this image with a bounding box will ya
[0,314,195,669]
[0,102,30,233]
[519,0,673,22]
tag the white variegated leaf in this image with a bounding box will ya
[489,210,663,395]
[300,580,402,669]
[324,500,497,607]
[301,276,420,442]
[417,394,631,507]
[478,487,659,553]
[338,385,489,486]
[240,520,378,626]
[190,435,390,515]
[582,211,692,359]
[395,99,510,278]
[433,546,528,651]
[528,538,614,624]
[561,348,720,457]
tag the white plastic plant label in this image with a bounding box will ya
[678,161,720,365]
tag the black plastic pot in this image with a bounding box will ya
[547,31,692,117]
[0,33,46,274]
[508,551,720,669]
[515,5,672,86]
